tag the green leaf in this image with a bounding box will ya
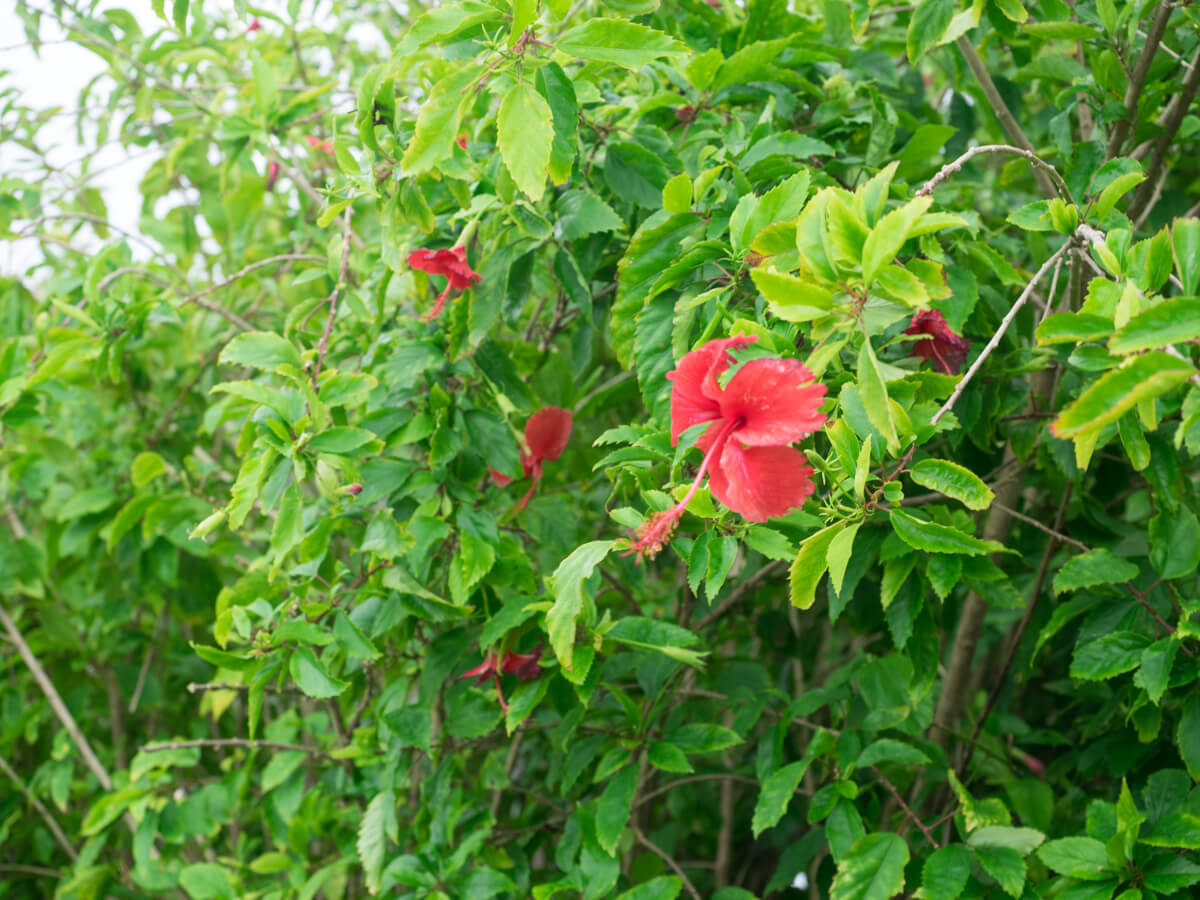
[648,742,693,774]
[1036,312,1114,345]
[535,62,578,185]
[1053,548,1138,594]
[289,646,348,698]
[921,844,970,900]
[400,66,478,176]
[1134,638,1177,704]
[789,523,844,609]
[857,342,899,455]
[861,197,932,285]
[307,427,378,454]
[615,876,683,900]
[1143,812,1200,849]
[358,790,395,895]
[830,832,910,900]
[546,541,614,669]
[752,758,816,836]
[131,451,168,488]
[557,189,623,241]
[1110,297,1200,354]
[967,825,1046,856]
[666,723,741,753]
[1177,696,1200,780]
[1052,351,1196,438]
[1094,171,1146,220]
[909,459,994,510]
[907,0,956,63]
[1144,855,1200,894]
[827,522,861,597]
[751,268,834,322]
[498,82,554,202]
[220,331,302,372]
[1173,218,1200,295]
[178,863,235,900]
[856,739,929,768]
[662,173,692,214]
[271,484,304,560]
[604,141,670,209]
[973,845,1025,898]
[1037,837,1113,880]
[889,509,1005,556]
[1071,632,1152,681]
[596,763,638,855]
[556,18,687,68]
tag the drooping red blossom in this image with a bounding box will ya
[490,407,573,511]
[457,644,544,712]
[903,309,970,375]
[265,160,280,191]
[246,18,261,31]
[456,134,468,150]
[407,245,482,321]
[305,134,334,156]
[626,336,826,560]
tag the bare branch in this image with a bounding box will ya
[918,144,1069,200]
[631,824,702,900]
[141,738,326,755]
[0,753,78,861]
[313,207,355,385]
[1107,1,1175,158]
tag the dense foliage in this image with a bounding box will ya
[5,0,1200,897]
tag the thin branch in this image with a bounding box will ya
[0,864,62,879]
[872,765,939,848]
[990,501,1089,552]
[918,144,1069,200]
[1107,1,1175,158]
[631,825,702,900]
[695,560,784,629]
[960,488,1072,774]
[0,604,115,792]
[140,738,326,755]
[955,36,1058,200]
[178,254,327,306]
[931,241,1073,426]
[635,773,759,809]
[186,681,301,695]
[1129,45,1200,220]
[313,207,354,385]
[0,753,78,861]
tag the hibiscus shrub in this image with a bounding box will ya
[6,0,1200,898]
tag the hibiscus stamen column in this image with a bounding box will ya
[628,415,743,560]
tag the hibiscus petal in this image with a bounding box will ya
[708,443,816,522]
[719,358,827,446]
[408,248,447,276]
[457,654,498,686]
[668,336,755,444]
[525,407,573,462]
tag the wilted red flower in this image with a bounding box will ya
[265,160,280,191]
[408,245,482,321]
[490,407,573,511]
[904,309,969,375]
[305,135,334,156]
[456,134,468,150]
[457,644,544,712]
[626,336,826,560]
[675,105,696,123]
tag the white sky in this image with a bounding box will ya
[1,0,163,274]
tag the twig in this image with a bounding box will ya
[0,753,78,861]
[917,144,1069,200]
[140,738,325,755]
[0,604,116,792]
[186,681,301,694]
[631,825,702,900]
[1129,45,1200,220]
[955,36,1058,200]
[695,560,784,629]
[0,864,62,879]
[178,254,326,306]
[960,488,1072,774]
[931,241,1073,426]
[1107,1,1175,158]
[313,207,354,385]
[634,773,759,808]
[872,765,939,848]
[990,501,1089,552]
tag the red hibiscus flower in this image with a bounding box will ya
[305,135,334,156]
[457,644,544,712]
[408,245,482,321]
[626,336,826,560]
[490,407,573,511]
[903,309,969,375]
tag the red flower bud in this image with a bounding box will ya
[344,483,363,496]
[456,134,468,150]
[305,135,334,157]
[246,18,261,31]
[266,160,280,191]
